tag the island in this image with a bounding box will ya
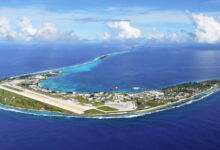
[98,55,109,60]
[0,71,219,116]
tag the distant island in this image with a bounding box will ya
[98,55,109,60]
[0,71,219,116]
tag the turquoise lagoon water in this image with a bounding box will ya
[39,46,220,93]
[39,50,137,93]
[1,44,220,150]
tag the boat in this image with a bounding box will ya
[132,87,142,90]
[110,87,119,90]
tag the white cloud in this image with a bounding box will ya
[0,17,16,41]
[35,22,59,42]
[107,21,142,40]
[0,17,11,37]
[147,31,165,41]
[35,22,78,42]
[168,32,192,43]
[169,33,184,42]
[0,16,78,42]
[146,13,220,44]
[103,32,110,40]
[18,16,37,35]
[192,13,220,43]
[59,31,79,42]
[17,16,37,41]
[147,28,192,43]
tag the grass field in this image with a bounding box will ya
[2,85,23,92]
[83,109,104,115]
[98,106,118,111]
[0,89,75,114]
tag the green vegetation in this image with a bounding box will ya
[137,99,174,109]
[2,85,23,92]
[17,82,31,89]
[0,89,75,114]
[2,73,220,116]
[162,80,220,95]
[92,101,105,106]
[45,93,70,99]
[136,99,162,109]
[17,82,70,100]
[0,78,13,83]
[99,55,108,60]
[77,96,105,106]
[137,80,220,110]
[98,106,118,111]
[83,109,104,115]
[17,73,60,80]
[37,90,70,100]
[17,74,33,79]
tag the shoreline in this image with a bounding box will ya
[84,86,218,118]
[1,51,220,118]
[1,70,220,118]
[0,83,218,119]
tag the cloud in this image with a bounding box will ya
[147,28,193,43]
[35,22,59,42]
[0,17,16,41]
[0,16,79,43]
[146,13,220,44]
[168,32,192,43]
[147,28,165,41]
[35,22,78,42]
[107,21,142,40]
[17,16,37,41]
[191,13,220,43]
[0,6,196,43]
[73,17,130,23]
[103,32,110,40]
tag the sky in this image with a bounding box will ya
[0,0,220,44]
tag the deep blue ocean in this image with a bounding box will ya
[1,43,220,150]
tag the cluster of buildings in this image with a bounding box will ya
[2,71,219,115]
[165,91,191,100]
[19,73,169,103]
[15,72,196,106]
[133,90,165,100]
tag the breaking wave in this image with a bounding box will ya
[0,88,218,119]
[2,50,220,119]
